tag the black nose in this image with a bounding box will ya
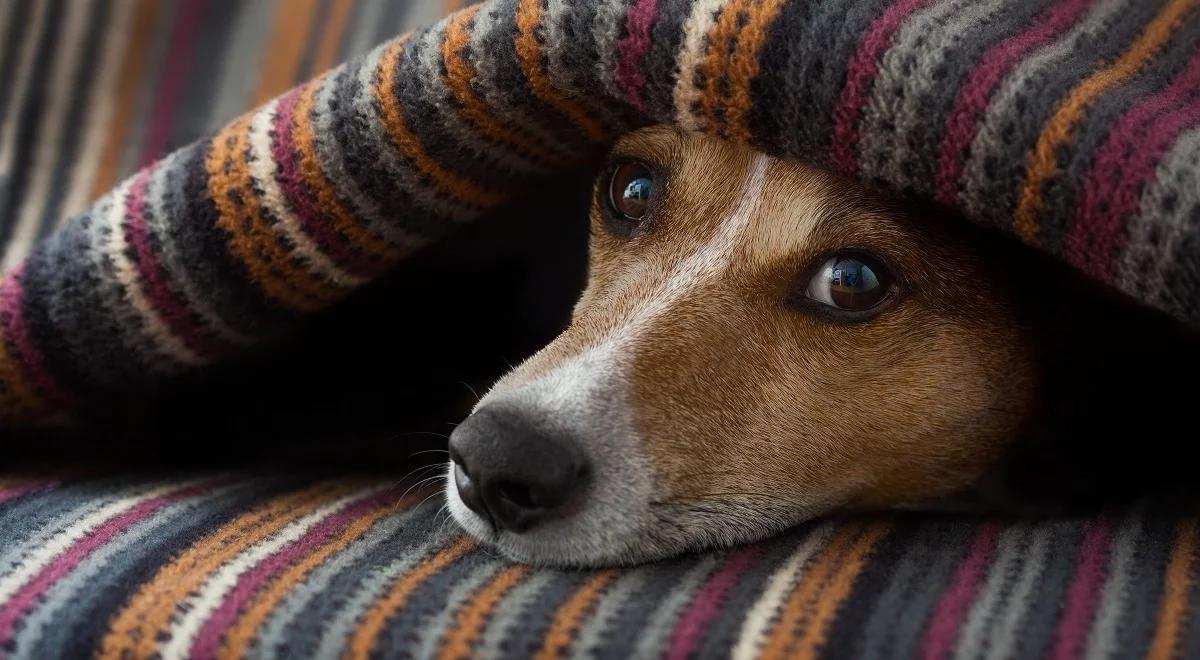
[448,406,590,533]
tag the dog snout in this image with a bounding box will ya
[448,406,591,533]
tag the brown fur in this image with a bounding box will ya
[502,126,1038,514]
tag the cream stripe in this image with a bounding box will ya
[731,522,839,660]
[673,0,731,131]
[247,99,369,289]
[103,177,206,368]
[59,0,138,222]
[0,0,50,185]
[1,0,97,270]
[156,485,388,660]
[0,480,190,605]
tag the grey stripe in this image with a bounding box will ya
[337,0,391,63]
[413,560,504,659]
[1040,7,1200,257]
[396,21,542,188]
[10,481,246,659]
[474,570,557,658]
[205,0,277,130]
[310,502,454,660]
[347,39,476,223]
[143,147,251,346]
[310,59,425,246]
[164,0,243,154]
[953,525,1034,660]
[1122,127,1200,319]
[1082,507,1148,660]
[113,0,184,177]
[860,523,974,660]
[1106,509,1181,659]
[573,570,651,656]
[468,0,591,156]
[958,0,1159,229]
[977,525,1056,660]
[632,556,722,656]
[411,18,545,175]
[990,521,1083,660]
[374,546,500,657]
[858,0,1031,192]
[251,502,430,657]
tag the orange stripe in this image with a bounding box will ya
[758,523,863,658]
[437,564,531,660]
[514,0,610,144]
[374,37,508,210]
[310,0,357,75]
[789,522,891,659]
[251,0,321,106]
[697,0,750,134]
[345,535,478,660]
[1147,517,1199,660]
[89,0,161,198]
[726,0,789,141]
[291,78,404,261]
[218,492,418,659]
[100,481,358,660]
[1012,0,1195,243]
[535,570,620,660]
[441,6,570,167]
[206,114,340,312]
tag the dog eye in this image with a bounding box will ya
[804,252,894,313]
[607,161,654,222]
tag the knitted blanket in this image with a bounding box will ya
[2,0,1199,423]
[0,472,1196,659]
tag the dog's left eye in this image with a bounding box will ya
[801,252,895,317]
[606,161,654,224]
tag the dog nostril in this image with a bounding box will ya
[496,480,537,509]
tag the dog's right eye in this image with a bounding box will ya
[605,161,655,232]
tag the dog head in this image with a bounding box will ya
[445,126,1038,566]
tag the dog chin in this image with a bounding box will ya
[444,474,803,567]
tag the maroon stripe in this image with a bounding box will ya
[918,522,1003,660]
[615,0,660,111]
[1068,46,1200,281]
[0,268,74,408]
[665,545,762,660]
[269,88,379,279]
[935,0,1097,205]
[1047,516,1116,660]
[137,0,206,167]
[123,167,225,359]
[830,0,934,175]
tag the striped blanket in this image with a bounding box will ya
[2,0,1200,657]
[0,474,1196,659]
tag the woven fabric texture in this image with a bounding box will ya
[2,0,1200,422]
[0,473,1195,659]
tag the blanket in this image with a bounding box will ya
[1,1,1200,658]
[0,473,1196,659]
[1,0,1199,423]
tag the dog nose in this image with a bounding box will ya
[448,406,590,533]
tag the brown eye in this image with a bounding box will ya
[804,252,895,315]
[607,161,654,221]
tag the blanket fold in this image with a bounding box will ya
[1,0,1198,424]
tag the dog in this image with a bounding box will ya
[445,126,1197,567]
